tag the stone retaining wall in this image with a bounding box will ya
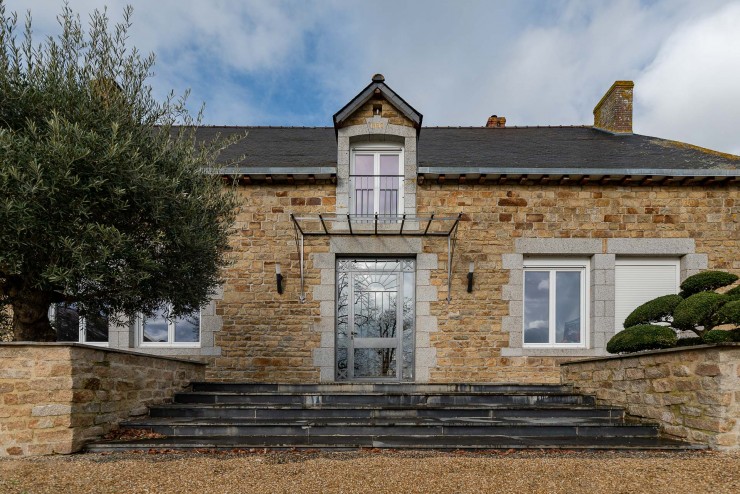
[0,343,205,456]
[560,344,740,450]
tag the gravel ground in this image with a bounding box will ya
[1,449,739,494]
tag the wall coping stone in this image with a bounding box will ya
[560,343,740,365]
[0,342,207,366]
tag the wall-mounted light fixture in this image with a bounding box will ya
[276,263,284,295]
[467,261,475,293]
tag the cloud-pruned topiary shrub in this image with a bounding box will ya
[725,285,740,300]
[607,269,740,353]
[702,329,740,344]
[623,294,683,329]
[714,300,740,327]
[606,325,678,354]
[672,292,728,335]
[679,271,738,297]
[675,336,704,347]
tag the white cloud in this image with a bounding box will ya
[527,319,549,329]
[4,0,740,153]
[537,279,549,291]
[635,2,740,154]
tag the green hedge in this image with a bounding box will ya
[679,271,738,297]
[606,325,678,354]
[623,294,683,329]
[672,292,728,332]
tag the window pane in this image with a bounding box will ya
[353,154,374,215]
[54,304,80,342]
[524,271,550,344]
[85,312,109,343]
[143,307,169,343]
[556,271,581,343]
[379,155,400,216]
[174,311,200,343]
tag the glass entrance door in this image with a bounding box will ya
[336,259,415,381]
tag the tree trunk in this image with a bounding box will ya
[11,290,56,341]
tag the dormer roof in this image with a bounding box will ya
[332,73,423,137]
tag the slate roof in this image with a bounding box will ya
[194,126,739,174]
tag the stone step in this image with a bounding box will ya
[173,392,596,407]
[190,382,574,394]
[85,382,701,452]
[119,419,659,438]
[149,404,624,422]
[85,434,703,453]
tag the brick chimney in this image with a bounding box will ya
[486,115,506,128]
[593,81,634,134]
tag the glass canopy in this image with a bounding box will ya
[290,213,463,303]
[290,213,462,237]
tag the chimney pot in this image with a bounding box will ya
[593,80,633,134]
[486,115,506,128]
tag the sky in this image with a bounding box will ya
[5,0,740,154]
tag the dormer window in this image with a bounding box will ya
[350,145,404,216]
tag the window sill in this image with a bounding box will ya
[501,347,608,358]
[138,344,201,349]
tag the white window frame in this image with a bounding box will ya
[48,304,109,347]
[136,307,202,348]
[522,258,590,348]
[615,257,680,332]
[349,144,404,216]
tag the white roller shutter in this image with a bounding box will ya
[615,259,680,332]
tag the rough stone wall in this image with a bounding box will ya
[593,80,634,133]
[0,343,204,456]
[210,182,738,383]
[417,183,739,383]
[339,95,415,128]
[212,184,335,382]
[560,345,740,450]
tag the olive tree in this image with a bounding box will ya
[0,3,239,340]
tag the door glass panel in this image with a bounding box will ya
[337,259,415,381]
[336,271,350,380]
[402,271,415,379]
[524,271,550,344]
[353,273,398,339]
[354,348,397,378]
[556,271,581,343]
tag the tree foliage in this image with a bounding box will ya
[0,3,239,340]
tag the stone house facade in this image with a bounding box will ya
[53,75,740,384]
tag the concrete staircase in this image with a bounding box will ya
[86,383,701,452]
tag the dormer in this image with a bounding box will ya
[333,74,423,217]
